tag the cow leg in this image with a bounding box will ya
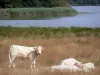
[9,56,16,68]
[29,53,37,71]
[9,59,12,68]
[12,62,15,68]
[29,54,34,69]
[30,60,36,69]
[20,58,23,64]
[9,63,12,68]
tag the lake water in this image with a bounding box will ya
[0,6,100,28]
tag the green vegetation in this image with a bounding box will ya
[0,26,100,39]
[0,0,78,20]
[0,7,77,20]
[0,0,69,8]
[70,0,100,6]
[0,0,100,20]
[0,0,100,8]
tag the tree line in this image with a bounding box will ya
[70,0,100,5]
[0,0,69,8]
[0,0,100,8]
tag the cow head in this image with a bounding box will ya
[74,62,83,69]
[35,46,44,55]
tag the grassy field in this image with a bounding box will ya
[0,26,100,75]
[0,37,100,75]
[0,7,77,20]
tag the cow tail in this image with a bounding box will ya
[9,46,13,63]
[9,50,11,63]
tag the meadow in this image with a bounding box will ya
[0,26,100,75]
[0,26,100,39]
[0,7,77,20]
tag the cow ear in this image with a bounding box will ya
[41,46,44,52]
[42,46,45,50]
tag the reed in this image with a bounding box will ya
[0,7,77,20]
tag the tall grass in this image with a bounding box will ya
[0,26,100,39]
[0,7,77,20]
[0,37,100,75]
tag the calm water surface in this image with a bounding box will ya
[0,6,100,28]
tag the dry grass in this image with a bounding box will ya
[0,36,100,75]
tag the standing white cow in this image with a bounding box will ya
[8,45,44,70]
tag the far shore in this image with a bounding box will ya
[0,7,77,20]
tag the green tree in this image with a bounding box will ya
[70,0,100,5]
[40,0,52,7]
[22,0,42,7]
[8,0,23,7]
[52,0,68,7]
[0,0,9,8]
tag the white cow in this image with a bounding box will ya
[51,58,83,72]
[51,65,82,72]
[51,58,95,72]
[8,45,44,70]
[61,58,83,69]
[82,62,95,72]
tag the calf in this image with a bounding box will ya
[8,45,44,70]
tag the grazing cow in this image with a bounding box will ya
[8,45,44,70]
